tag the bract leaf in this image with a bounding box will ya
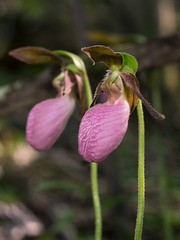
[53,50,85,72]
[119,65,135,74]
[120,53,138,73]
[9,47,63,65]
[66,64,83,74]
[82,45,123,68]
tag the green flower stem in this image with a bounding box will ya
[91,162,102,240]
[82,71,93,108]
[83,70,102,240]
[55,49,102,239]
[134,99,145,240]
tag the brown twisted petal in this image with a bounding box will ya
[120,72,165,120]
[123,80,138,114]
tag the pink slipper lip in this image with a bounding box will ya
[26,95,76,151]
[78,100,130,162]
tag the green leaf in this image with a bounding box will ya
[120,52,138,73]
[9,46,63,65]
[82,45,122,68]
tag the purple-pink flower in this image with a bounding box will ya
[21,45,165,160]
[78,70,135,163]
[78,44,165,163]
[26,70,83,151]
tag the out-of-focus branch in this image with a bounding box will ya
[130,34,180,71]
[0,69,56,118]
[67,0,86,51]
[0,34,180,118]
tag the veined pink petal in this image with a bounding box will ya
[78,100,130,162]
[63,70,74,95]
[26,95,76,151]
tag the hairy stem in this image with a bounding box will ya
[91,162,102,240]
[83,70,102,240]
[134,99,145,240]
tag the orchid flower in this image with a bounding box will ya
[78,46,165,163]
[79,71,131,162]
[9,46,87,151]
[26,70,78,151]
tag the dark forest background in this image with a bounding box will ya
[0,0,180,239]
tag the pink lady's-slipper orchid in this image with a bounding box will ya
[78,70,133,162]
[9,46,87,151]
[26,70,80,151]
[78,45,165,162]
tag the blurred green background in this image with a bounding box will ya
[0,0,180,239]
